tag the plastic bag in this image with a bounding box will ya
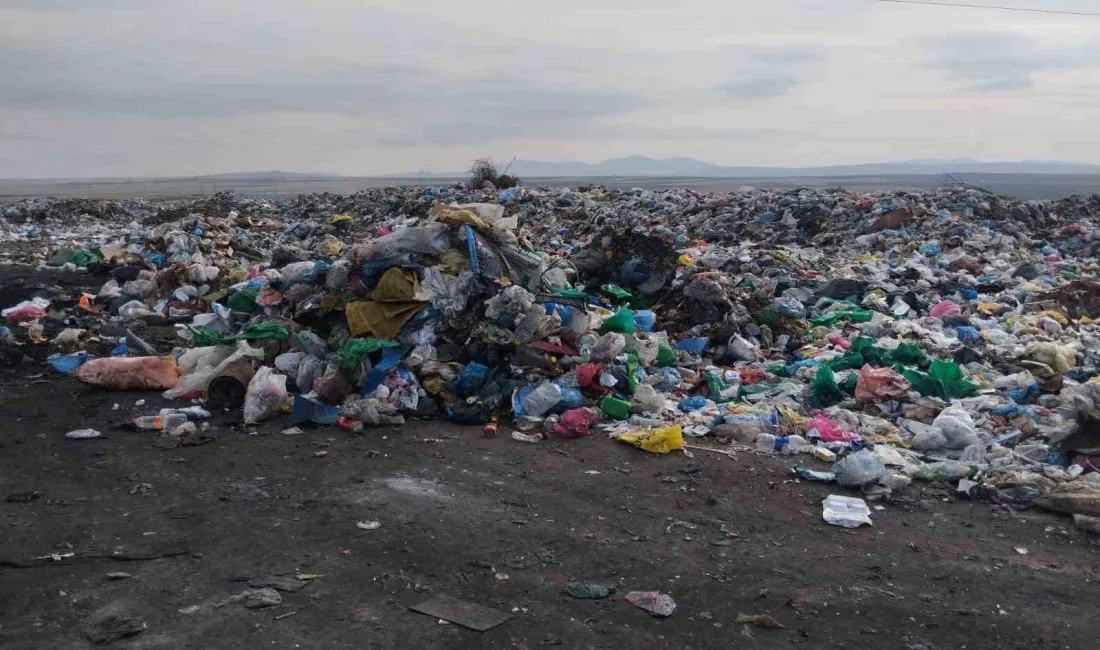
[554,408,596,438]
[243,366,288,424]
[807,412,861,443]
[616,425,684,454]
[929,300,961,319]
[931,404,979,449]
[274,351,306,379]
[832,449,885,487]
[118,300,158,320]
[359,222,451,260]
[631,384,665,413]
[74,356,180,390]
[3,299,48,323]
[808,366,845,408]
[630,335,660,368]
[633,310,656,332]
[590,332,626,363]
[854,365,911,403]
[601,308,636,334]
[296,355,325,393]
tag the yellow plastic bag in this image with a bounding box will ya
[617,425,684,454]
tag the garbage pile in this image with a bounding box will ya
[4,184,1100,526]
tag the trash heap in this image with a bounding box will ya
[5,184,1100,526]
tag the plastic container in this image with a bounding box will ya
[822,495,873,528]
[600,396,631,420]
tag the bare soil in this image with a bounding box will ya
[1,268,1098,649]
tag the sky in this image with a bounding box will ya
[1,0,1099,178]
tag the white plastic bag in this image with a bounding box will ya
[243,366,288,424]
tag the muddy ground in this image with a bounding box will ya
[1,267,1098,649]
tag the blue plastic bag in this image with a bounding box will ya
[633,310,656,333]
[956,326,981,344]
[675,338,708,356]
[49,353,96,374]
[450,362,489,398]
[678,396,708,413]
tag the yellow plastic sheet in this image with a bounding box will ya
[616,425,684,454]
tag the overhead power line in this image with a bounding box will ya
[873,0,1100,16]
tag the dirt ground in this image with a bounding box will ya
[1,268,1098,649]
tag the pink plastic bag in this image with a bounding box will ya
[929,300,961,319]
[74,356,180,390]
[854,365,911,403]
[4,304,46,324]
[807,411,861,443]
[554,407,596,438]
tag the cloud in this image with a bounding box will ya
[713,77,802,100]
[965,78,1034,93]
[925,31,1097,93]
[707,45,822,101]
[3,2,1100,177]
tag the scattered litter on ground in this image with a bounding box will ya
[625,590,677,617]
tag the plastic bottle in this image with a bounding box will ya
[781,434,812,455]
[629,415,665,428]
[522,383,562,417]
[133,413,189,431]
[755,433,778,452]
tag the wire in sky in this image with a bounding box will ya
[873,0,1100,16]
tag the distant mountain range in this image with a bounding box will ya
[394,156,1100,178]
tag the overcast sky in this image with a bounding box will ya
[2,0,1098,177]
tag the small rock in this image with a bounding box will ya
[243,587,282,608]
[249,575,308,593]
[82,611,146,644]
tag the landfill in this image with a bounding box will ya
[4,184,1100,524]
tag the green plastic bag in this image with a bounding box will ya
[903,360,977,400]
[737,382,776,402]
[808,366,845,408]
[227,287,259,313]
[929,359,978,399]
[754,305,782,328]
[553,288,590,301]
[601,284,633,301]
[656,341,677,367]
[809,310,874,328]
[601,308,636,334]
[890,342,927,366]
[240,321,290,342]
[625,352,639,394]
[71,248,104,267]
[337,337,400,369]
[766,363,790,377]
[705,371,730,402]
[187,326,225,347]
